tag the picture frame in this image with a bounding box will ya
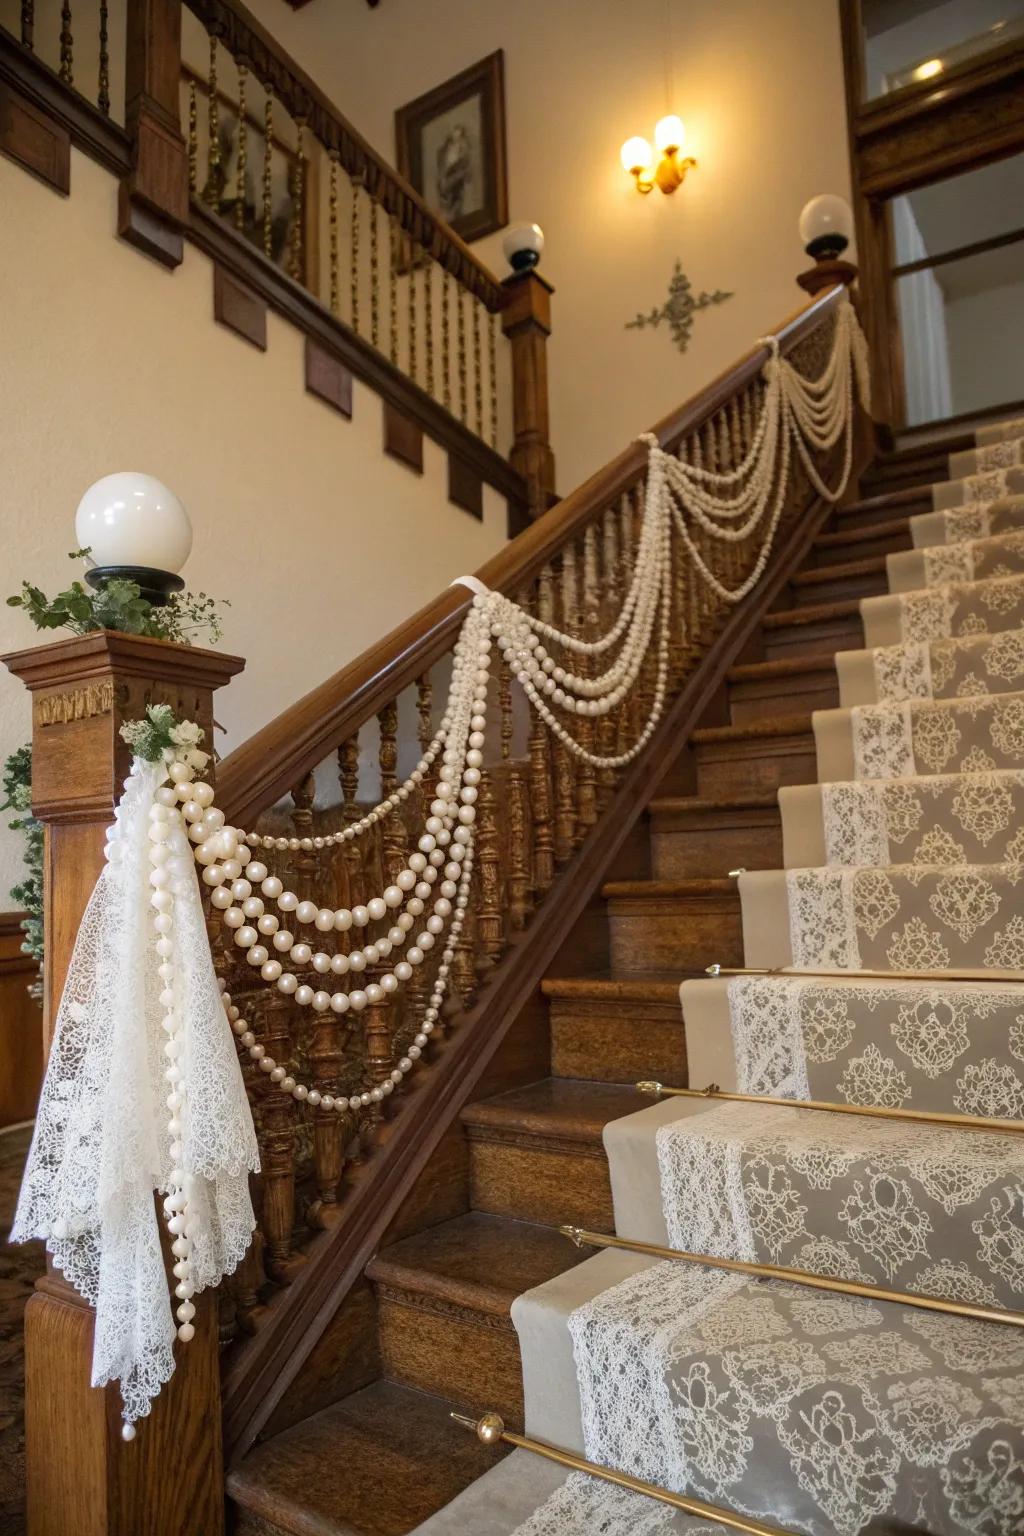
[395,50,509,245]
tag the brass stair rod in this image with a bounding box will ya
[450,1411,798,1536]
[560,1226,1024,1330]
[705,962,1013,985]
[636,1080,1024,1136]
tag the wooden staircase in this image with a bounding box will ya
[225,422,974,1536]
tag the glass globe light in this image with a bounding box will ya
[654,115,685,154]
[75,472,192,604]
[798,194,853,260]
[620,136,653,175]
[502,222,545,273]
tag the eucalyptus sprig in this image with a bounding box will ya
[7,549,229,646]
[120,704,209,769]
[2,743,44,964]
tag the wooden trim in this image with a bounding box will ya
[853,35,1024,139]
[0,75,70,192]
[891,224,1024,277]
[220,405,873,1460]
[304,337,352,418]
[0,25,130,177]
[382,402,424,473]
[448,454,484,520]
[213,264,268,350]
[215,286,845,829]
[186,200,527,516]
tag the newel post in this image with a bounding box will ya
[119,0,189,268]
[501,270,557,521]
[2,630,244,1536]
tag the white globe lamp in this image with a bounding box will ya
[75,472,192,605]
[798,194,853,261]
[502,222,545,274]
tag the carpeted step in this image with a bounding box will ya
[861,572,1024,647]
[740,861,1024,971]
[725,655,839,723]
[679,971,1024,1118]
[788,553,889,606]
[932,461,1024,509]
[761,597,863,660]
[366,1214,588,1428]
[691,715,816,796]
[910,492,1024,550]
[949,435,1024,480]
[888,527,1024,593]
[647,792,782,879]
[600,879,742,973]
[975,414,1024,448]
[460,1080,648,1230]
[834,628,1024,707]
[542,973,689,1084]
[813,689,1024,782]
[779,769,1024,870]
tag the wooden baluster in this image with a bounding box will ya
[234,63,248,230]
[552,550,577,862]
[20,1,33,51]
[366,695,400,1126]
[408,242,418,383]
[59,1,73,85]
[442,270,452,410]
[616,493,638,759]
[337,735,362,915]
[405,675,433,1028]
[255,993,299,1279]
[329,153,340,314]
[188,79,198,194]
[457,286,468,422]
[228,1224,267,1335]
[595,505,619,806]
[488,310,498,450]
[377,702,405,883]
[204,34,220,209]
[424,262,435,397]
[388,212,399,364]
[575,526,599,839]
[287,121,306,282]
[98,0,110,114]
[370,194,380,346]
[501,655,531,932]
[528,569,555,899]
[474,768,503,978]
[472,298,483,437]
[350,174,361,330]
[263,93,274,258]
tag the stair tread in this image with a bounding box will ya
[692,712,813,744]
[369,1212,583,1318]
[762,597,862,629]
[602,877,737,898]
[228,1381,506,1536]
[835,486,933,515]
[814,515,911,548]
[461,1077,648,1142]
[648,791,780,815]
[791,553,888,585]
[727,653,841,683]
[542,970,692,1000]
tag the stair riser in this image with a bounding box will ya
[549,999,686,1084]
[467,1135,614,1229]
[650,811,782,879]
[790,569,888,605]
[606,895,742,972]
[833,498,931,531]
[762,616,862,660]
[810,529,912,566]
[727,675,838,724]
[694,735,816,796]
[375,1295,524,1428]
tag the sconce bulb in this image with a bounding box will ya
[798,193,853,260]
[620,136,653,175]
[654,115,685,154]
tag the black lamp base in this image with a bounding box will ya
[805,233,850,261]
[85,566,185,607]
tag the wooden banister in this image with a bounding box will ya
[218,284,845,827]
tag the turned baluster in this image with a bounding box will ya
[20,2,33,51]
[574,525,601,837]
[59,1,73,85]
[594,505,619,804]
[362,704,403,1120]
[405,676,434,1028]
[526,571,555,900]
[500,657,531,932]
[474,769,503,976]
[254,992,299,1279]
[616,494,639,760]
[552,549,578,862]
[337,735,363,914]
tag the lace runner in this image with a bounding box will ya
[870,631,1024,703]
[567,1259,1024,1536]
[10,759,259,1425]
[655,1101,1024,1307]
[726,973,1024,1117]
[976,439,1024,473]
[923,528,1024,588]
[930,496,1024,549]
[507,1471,726,1535]
[851,692,1024,780]
[785,862,1024,971]
[821,771,1024,868]
[892,574,1024,643]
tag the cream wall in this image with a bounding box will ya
[244,0,853,493]
[0,149,508,898]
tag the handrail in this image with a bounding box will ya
[182,0,506,310]
[217,284,845,827]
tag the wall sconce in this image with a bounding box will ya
[620,116,696,195]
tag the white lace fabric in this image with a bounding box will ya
[821,770,1024,868]
[852,690,1024,780]
[507,1470,726,1535]
[869,631,1024,704]
[11,759,259,1425]
[923,528,1024,588]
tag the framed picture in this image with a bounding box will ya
[395,51,508,245]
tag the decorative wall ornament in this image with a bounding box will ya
[626,261,733,354]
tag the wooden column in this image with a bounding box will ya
[501,270,556,522]
[119,0,189,268]
[796,256,859,297]
[2,630,245,1536]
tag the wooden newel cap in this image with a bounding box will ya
[797,257,859,297]
[2,630,245,822]
[501,269,554,336]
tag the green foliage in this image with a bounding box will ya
[120,703,207,767]
[2,744,43,964]
[7,549,229,645]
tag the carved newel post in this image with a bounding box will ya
[501,266,557,522]
[2,630,244,1536]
